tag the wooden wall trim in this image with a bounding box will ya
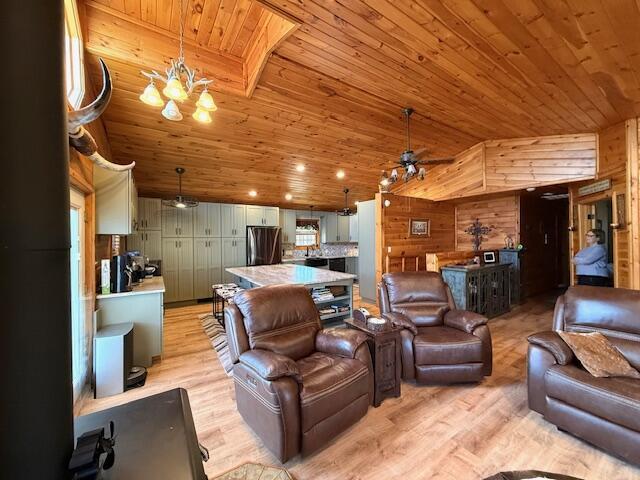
[627,118,640,289]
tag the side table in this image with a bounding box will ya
[345,318,402,407]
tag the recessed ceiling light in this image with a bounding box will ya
[384,199,391,207]
[285,193,293,201]
[336,170,345,179]
[248,190,257,197]
[295,164,305,172]
[526,187,536,192]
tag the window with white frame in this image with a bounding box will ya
[64,0,84,109]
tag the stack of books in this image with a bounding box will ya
[310,287,334,302]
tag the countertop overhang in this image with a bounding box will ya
[226,264,355,287]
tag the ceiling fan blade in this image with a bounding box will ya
[413,147,429,157]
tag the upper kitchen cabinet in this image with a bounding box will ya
[349,213,358,242]
[221,204,246,237]
[127,230,162,260]
[337,215,350,242]
[162,204,193,238]
[193,202,221,237]
[296,209,320,220]
[94,168,137,235]
[279,209,297,244]
[137,197,162,230]
[246,205,279,226]
[321,212,338,243]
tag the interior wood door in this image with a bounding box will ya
[161,238,180,302]
[246,205,264,226]
[264,207,279,226]
[178,238,194,301]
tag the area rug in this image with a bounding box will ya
[213,462,293,480]
[199,313,233,377]
[483,472,582,480]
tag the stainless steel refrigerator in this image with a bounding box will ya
[246,226,282,266]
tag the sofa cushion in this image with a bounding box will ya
[558,331,640,379]
[545,364,640,432]
[297,352,369,432]
[413,326,482,365]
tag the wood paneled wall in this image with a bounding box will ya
[394,133,597,201]
[376,193,455,277]
[569,122,629,287]
[455,194,520,252]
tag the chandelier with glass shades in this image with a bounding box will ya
[139,0,217,123]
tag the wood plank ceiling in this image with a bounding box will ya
[81,0,640,210]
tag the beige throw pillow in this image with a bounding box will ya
[558,331,640,379]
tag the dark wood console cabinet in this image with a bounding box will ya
[345,319,401,407]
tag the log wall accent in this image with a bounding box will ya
[395,133,597,201]
[376,193,455,276]
[455,194,520,252]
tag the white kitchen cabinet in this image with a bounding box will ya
[279,209,297,244]
[296,209,320,220]
[162,204,193,237]
[346,257,359,278]
[94,168,138,235]
[193,202,221,237]
[222,237,246,283]
[128,230,162,260]
[221,204,246,237]
[349,213,359,243]
[337,215,350,242]
[162,238,193,302]
[321,212,338,243]
[137,197,162,230]
[194,238,222,299]
[247,205,279,226]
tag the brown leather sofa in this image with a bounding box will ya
[378,271,492,384]
[225,284,373,463]
[527,286,640,465]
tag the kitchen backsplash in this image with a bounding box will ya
[283,242,358,258]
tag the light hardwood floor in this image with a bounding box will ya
[80,289,639,479]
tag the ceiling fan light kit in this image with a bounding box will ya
[139,0,216,124]
[380,107,454,186]
[164,167,199,208]
[337,188,355,216]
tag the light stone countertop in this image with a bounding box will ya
[96,276,166,300]
[226,264,355,287]
[281,255,358,263]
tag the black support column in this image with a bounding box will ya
[1,2,73,479]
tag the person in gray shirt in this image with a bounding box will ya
[572,229,610,286]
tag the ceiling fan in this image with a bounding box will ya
[380,107,455,187]
[337,188,354,216]
[163,167,199,208]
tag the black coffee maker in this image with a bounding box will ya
[111,255,132,293]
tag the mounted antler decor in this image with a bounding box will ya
[67,58,135,172]
[465,218,493,251]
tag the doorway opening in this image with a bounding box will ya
[576,197,614,284]
[519,186,570,298]
[70,188,87,403]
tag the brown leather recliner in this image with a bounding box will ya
[378,271,492,384]
[527,286,640,465]
[225,284,373,463]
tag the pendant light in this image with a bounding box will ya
[163,167,198,208]
[162,100,183,121]
[139,80,164,107]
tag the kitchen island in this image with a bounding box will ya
[226,264,355,324]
